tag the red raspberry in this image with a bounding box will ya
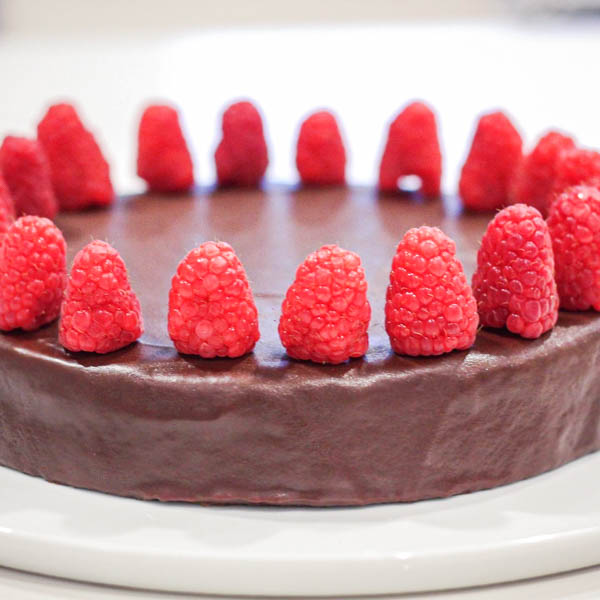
[385,227,478,356]
[278,244,371,364]
[59,241,143,353]
[472,204,558,339]
[0,216,66,331]
[214,101,268,187]
[459,111,523,211]
[552,148,600,199]
[510,131,576,217]
[0,175,15,234]
[168,241,259,358]
[37,103,114,210]
[296,111,346,186]
[547,185,600,311]
[378,101,442,197]
[0,136,58,219]
[137,104,194,193]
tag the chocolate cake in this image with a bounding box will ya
[0,185,599,506]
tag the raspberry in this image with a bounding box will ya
[37,103,114,210]
[214,101,268,187]
[510,131,576,217]
[0,216,66,331]
[459,111,523,211]
[0,175,15,234]
[168,241,259,358]
[137,104,194,193]
[378,101,442,197]
[278,244,371,364]
[552,148,600,199]
[385,227,478,356]
[59,241,143,353]
[472,204,558,339]
[547,185,600,311]
[295,111,346,185]
[0,136,58,219]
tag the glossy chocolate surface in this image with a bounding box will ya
[1,186,599,505]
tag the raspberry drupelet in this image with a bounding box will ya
[137,104,194,193]
[214,101,269,187]
[378,101,442,197]
[296,110,346,186]
[279,244,371,364]
[472,204,558,339]
[385,226,478,356]
[59,241,143,353]
[0,136,58,219]
[0,216,66,331]
[168,241,260,358]
[547,185,600,311]
[37,103,114,210]
[509,131,576,217]
[459,111,523,211]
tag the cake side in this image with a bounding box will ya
[0,309,599,505]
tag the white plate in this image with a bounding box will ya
[1,454,600,597]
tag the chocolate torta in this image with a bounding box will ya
[0,186,598,506]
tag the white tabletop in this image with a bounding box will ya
[2,15,600,598]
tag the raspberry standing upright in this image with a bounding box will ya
[59,241,143,353]
[459,111,522,211]
[279,244,371,364]
[547,185,600,311]
[0,136,58,219]
[137,104,194,193]
[38,103,114,210]
[168,241,259,358]
[296,110,346,186]
[0,216,66,331]
[472,204,558,339]
[551,148,600,198]
[214,101,269,187]
[385,227,478,356]
[378,101,442,197]
[509,131,576,217]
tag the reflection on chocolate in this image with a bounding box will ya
[0,187,599,506]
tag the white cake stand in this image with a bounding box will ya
[1,452,600,597]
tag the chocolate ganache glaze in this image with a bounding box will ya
[1,186,599,506]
